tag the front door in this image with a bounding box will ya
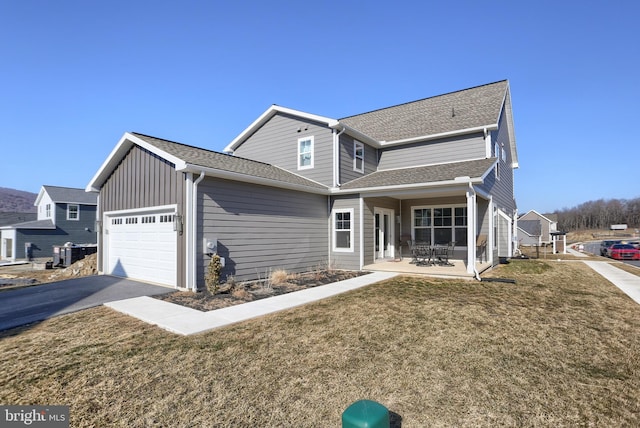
[374,208,395,259]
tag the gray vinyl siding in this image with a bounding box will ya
[520,212,552,243]
[338,135,378,185]
[197,177,329,283]
[478,109,516,213]
[14,204,97,260]
[232,112,335,187]
[378,133,485,170]
[329,195,361,270]
[98,145,186,285]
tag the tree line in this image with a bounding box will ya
[554,197,640,231]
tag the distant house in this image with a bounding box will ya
[87,80,519,289]
[517,220,542,246]
[518,210,557,245]
[0,186,97,261]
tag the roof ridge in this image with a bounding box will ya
[339,80,508,120]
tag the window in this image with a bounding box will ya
[333,209,353,252]
[45,204,51,218]
[67,204,79,220]
[298,136,314,169]
[501,143,507,162]
[353,141,364,173]
[412,206,468,246]
[494,142,501,179]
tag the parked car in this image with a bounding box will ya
[608,244,640,260]
[627,241,640,250]
[600,240,621,256]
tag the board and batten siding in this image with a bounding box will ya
[197,177,329,283]
[98,145,186,285]
[378,133,486,170]
[232,112,335,187]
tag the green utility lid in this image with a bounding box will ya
[342,399,389,428]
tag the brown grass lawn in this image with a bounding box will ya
[1,260,639,427]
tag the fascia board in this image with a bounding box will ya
[332,176,484,195]
[181,164,329,195]
[224,105,338,153]
[330,123,381,148]
[34,186,47,207]
[378,125,498,147]
[86,132,186,192]
[479,158,499,181]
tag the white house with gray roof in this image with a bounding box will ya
[87,80,519,289]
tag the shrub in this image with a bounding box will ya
[205,254,223,294]
[269,269,290,285]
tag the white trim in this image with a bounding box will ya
[373,207,395,259]
[410,204,469,247]
[359,198,364,269]
[86,132,187,192]
[353,140,364,173]
[224,105,338,153]
[332,208,354,253]
[67,204,80,221]
[297,136,314,170]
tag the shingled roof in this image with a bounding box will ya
[339,80,509,143]
[340,158,497,190]
[131,133,328,191]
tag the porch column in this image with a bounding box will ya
[466,187,477,274]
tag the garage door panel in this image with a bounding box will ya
[106,210,177,287]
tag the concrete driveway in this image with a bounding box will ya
[0,275,173,332]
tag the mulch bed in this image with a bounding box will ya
[155,270,367,311]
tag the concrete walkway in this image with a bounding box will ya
[106,271,399,335]
[583,261,640,305]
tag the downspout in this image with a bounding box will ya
[190,171,206,291]
[468,181,481,281]
[333,127,347,187]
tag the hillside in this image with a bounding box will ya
[0,187,38,212]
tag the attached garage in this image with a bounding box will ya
[104,206,178,287]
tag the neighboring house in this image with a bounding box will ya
[86,80,519,289]
[517,220,542,246]
[0,186,97,261]
[518,210,557,245]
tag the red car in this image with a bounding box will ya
[608,244,640,260]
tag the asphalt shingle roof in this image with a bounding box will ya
[44,186,97,204]
[132,133,328,191]
[340,158,497,190]
[339,81,508,142]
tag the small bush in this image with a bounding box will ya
[205,254,223,294]
[269,269,290,285]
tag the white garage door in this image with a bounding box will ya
[106,209,177,287]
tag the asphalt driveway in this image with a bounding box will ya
[0,275,173,332]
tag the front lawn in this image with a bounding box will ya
[1,260,638,426]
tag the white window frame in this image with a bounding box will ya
[494,142,501,179]
[353,141,364,173]
[67,204,79,221]
[411,204,469,247]
[298,136,314,170]
[333,208,354,252]
[45,204,51,218]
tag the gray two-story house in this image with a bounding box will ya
[87,80,518,289]
[0,186,97,261]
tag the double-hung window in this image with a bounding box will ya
[333,209,353,252]
[67,204,79,220]
[353,141,364,173]
[45,204,51,218]
[298,136,314,170]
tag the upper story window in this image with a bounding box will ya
[501,143,507,162]
[67,204,79,220]
[298,136,314,170]
[45,204,51,218]
[353,141,364,173]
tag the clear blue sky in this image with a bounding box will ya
[1,0,638,214]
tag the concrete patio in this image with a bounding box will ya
[363,257,493,279]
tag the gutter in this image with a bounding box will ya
[468,181,481,281]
